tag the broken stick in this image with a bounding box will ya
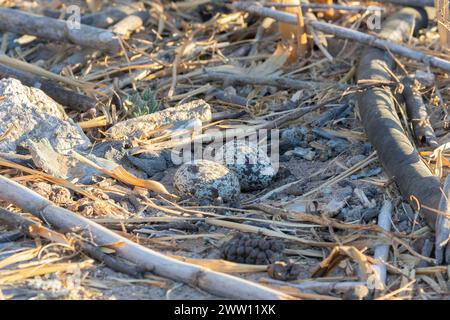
[233,2,450,72]
[0,8,121,53]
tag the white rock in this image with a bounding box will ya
[0,78,90,155]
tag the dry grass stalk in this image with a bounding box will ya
[0,54,91,89]
[436,0,450,49]
[170,255,269,273]
[0,260,93,284]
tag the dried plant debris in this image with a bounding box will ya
[220,233,285,265]
[0,0,449,300]
[108,99,212,140]
[214,140,275,191]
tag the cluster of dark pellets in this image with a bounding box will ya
[220,234,285,265]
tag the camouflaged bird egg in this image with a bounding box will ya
[173,159,240,205]
[214,140,275,191]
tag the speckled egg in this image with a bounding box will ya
[214,140,275,191]
[173,159,240,205]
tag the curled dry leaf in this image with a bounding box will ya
[112,166,176,197]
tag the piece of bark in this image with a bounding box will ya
[0,175,292,300]
[207,88,256,107]
[233,2,450,72]
[0,63,95,111]
[402,77,438,147]
[0,8,120,53]
[108,99,212,140]
[356,9,442,231]
[313,104,351,127]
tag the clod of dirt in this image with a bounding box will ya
[267,259,303,281]
[0,78,90,155]
[108,99,212,140]
[214,140,275,191]
[220,233,285,265]
[31,182,72,206]
[173,159,240,205]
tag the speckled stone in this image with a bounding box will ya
[173,159,240,205]
[214,141,275,191]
